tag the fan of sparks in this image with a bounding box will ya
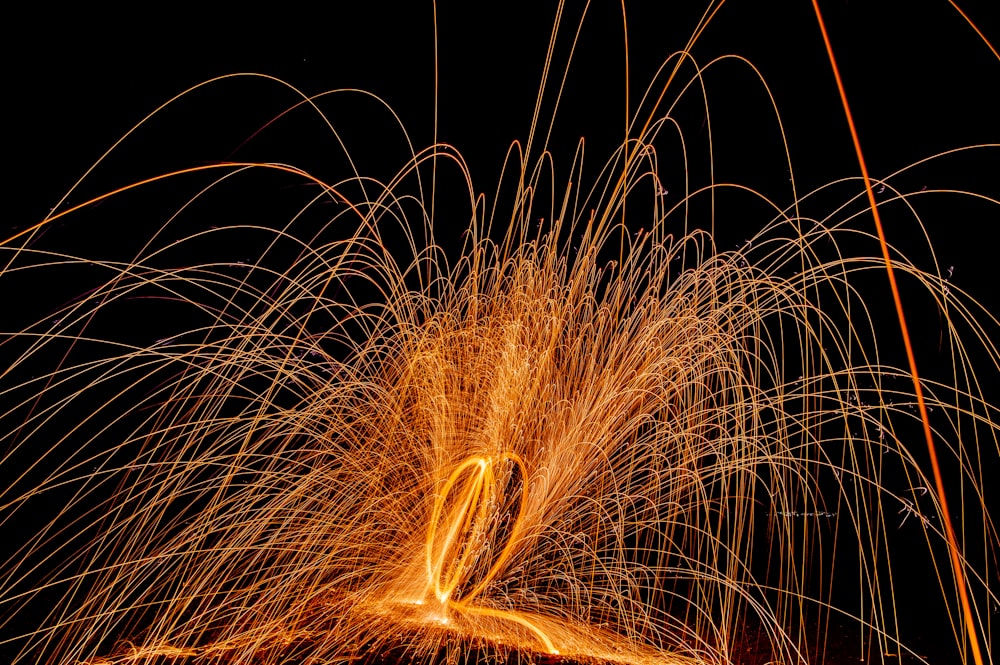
[1,22,998,665]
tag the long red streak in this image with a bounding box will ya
[810,3,984,664]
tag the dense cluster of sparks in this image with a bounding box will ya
[1,4,998,665]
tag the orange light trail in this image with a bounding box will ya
[811,3,986,663]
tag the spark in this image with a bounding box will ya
[1,5,997,665]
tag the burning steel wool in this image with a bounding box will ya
[1,3,997,665]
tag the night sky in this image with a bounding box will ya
[11,3,997,224]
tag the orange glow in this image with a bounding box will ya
[3,5,997,665]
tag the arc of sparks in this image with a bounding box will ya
[423,452,557,654]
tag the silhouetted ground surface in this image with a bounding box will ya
[349,612,956,665]
[124,615,953,665]
[731,615,953,665]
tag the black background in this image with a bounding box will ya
[5,1,999,662]
[9,2,998,229]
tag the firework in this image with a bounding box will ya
[2,3,997,664]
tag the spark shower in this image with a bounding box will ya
[1,3,997,664]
